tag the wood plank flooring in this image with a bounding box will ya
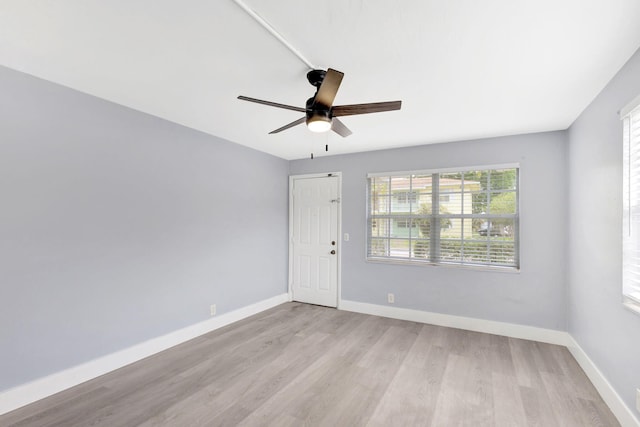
[0,303,619,426]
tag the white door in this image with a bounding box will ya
[291,175,339,307]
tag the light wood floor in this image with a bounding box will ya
[1,302,619,426]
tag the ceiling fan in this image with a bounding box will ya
[238,68,402,137]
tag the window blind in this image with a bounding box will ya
[622,97,640,310]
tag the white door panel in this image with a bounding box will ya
[291,176,339,307]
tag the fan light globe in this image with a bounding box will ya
[306,115,332,133]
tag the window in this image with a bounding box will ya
[622,94,640,314]
[367,166,519,269]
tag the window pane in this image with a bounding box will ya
[477,218,515,238]
[412,239,430,259]
[489,241,516,265]
[412,216,433,239]
[465,170,491,191]
[439,173,462,193]
[440,239,463,262]
[490,169,517,191]
[412,192,432,216]
[468,170,489,192]
[488,191,516,214]
[389,239,411,258]
[412,174,433,191]
[411,174,433,215]
[470,218,485,238]
[391,217,414,238]
[370,177,391,196]
[369,238,388,256]
[387,176,411,214]
[370,218,390,238]
[408,219,421,239]
[391,193,412,213]
[439,173,463,215]
[370,176,391,215]
[462,174,483,191]
[471,191,488,214]
[371,194,390,215]
[441,218,462,239]
[462,240,489,264]
[445,193,463,215]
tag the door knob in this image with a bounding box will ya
[331,241,336,246]
[330,250,336,255]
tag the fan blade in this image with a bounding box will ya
[238,96,306,113]
[331,118,352,137]
[313,68,344,108]
[269,117,306,134]
[332,100,402,117]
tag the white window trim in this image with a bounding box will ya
[367,163,521,178]
[366,164,520,270]
[619,93,640,118]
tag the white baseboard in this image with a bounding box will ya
[339,299,640,427]
[0,293,289,416]
[3,296,637,426]
[340,299,569,345]
[565,337,640,427]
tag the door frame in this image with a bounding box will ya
[288,172,342,308]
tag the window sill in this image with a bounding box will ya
[623,299,640,317]
[366,257,520,274]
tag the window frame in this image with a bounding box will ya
[621,93,640,315]
[366,164,520,271]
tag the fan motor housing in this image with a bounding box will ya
[306,97,330,114]
[306,69,326,87]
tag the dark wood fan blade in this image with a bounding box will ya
[238,96,306,113]
[313,68,344,108]
[331,118,352,137]
[332,100,402,117]
[269,117,306,134]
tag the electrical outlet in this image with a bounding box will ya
[636,388,640,412]
[387,293,395,304]
[210,304,216,316]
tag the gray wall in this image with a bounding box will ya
[290,131,568,330]
[0,66,289,392]
[5,43,640,417]
[567,47,640,415]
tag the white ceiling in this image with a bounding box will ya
[1,1,640,160]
